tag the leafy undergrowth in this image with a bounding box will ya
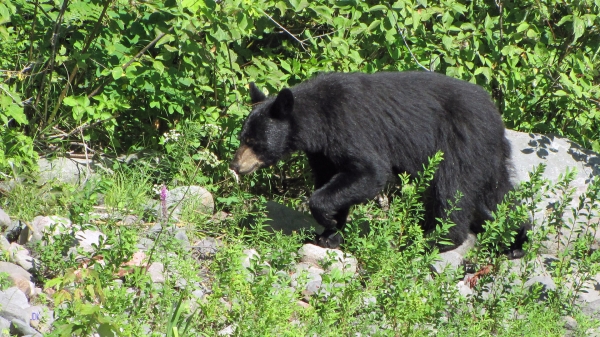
[1,158,599,337]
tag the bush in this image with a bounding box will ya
[0,0,597,180]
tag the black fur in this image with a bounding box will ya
[231,72,530,256]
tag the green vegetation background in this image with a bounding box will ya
[0,0,599,180]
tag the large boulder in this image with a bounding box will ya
[506,130,600,255]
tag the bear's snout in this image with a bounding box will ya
[230,144,264,175]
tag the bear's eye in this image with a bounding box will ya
[245,138,255,146]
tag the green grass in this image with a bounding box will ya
[1,156,599,336]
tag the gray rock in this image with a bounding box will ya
[241,249,260,270]
[74,229,106,253]
[450,232,477,257]
[174,229,191,251]
[431,251,464,274]
[562,316,578,335]
[136,238,155,251]
[0,236,10,251]
[582,299,600,319]
[506,130,600,255]
[160,186,214,218]
[0,208,10,230]
[456,280,474,297]
[298,244,357,274]
[8,243,36,271]
[148,262,165,283]
[524,275,556,300]
[292,262,325,297]
[0,262,34,297]
[121,215,139,225]
[217,324,235,336]
[26,305,46,329]
[194,237,222,259]
[0,287,29,308]
[191,289,205,300]
[37,157,105,185]
[0,316,9,333]
[573,274,600,303]
[147,223,163,237]
[20,216,72,245]
[0,287,30,324]
[506,130,599,185]
[10,318,41,336]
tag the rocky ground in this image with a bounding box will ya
[0,129,599,336]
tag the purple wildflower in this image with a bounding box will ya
[160,184,168,223]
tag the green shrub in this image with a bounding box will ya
[0,0,597,180]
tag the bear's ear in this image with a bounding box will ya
[249,82,267,104]
[270,88,294,119]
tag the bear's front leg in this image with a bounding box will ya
[309,168,387,249]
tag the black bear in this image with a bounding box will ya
[230,71,529,258]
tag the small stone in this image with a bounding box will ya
[191,289,205,300]
[457,280,474,297]
[121,215,139,225]
[217,324,235,336]
[26,306,45,328]
[431,251,464,274]
[0,262,34,297]
[194,237,222,258]
[10,318,41,336]
[525,275,556,301]
[241,249,260,270]
[0,208,11,230]
[0,287,29,308]
[24,216,72,245]
[0,235,10,251]
[294,262,325,275]
[137,238,155,251]
[0,316,9,332]
[74,229,106,253]
[562,316,578,332]
[147,223,163,237]
[298,244,357,274]
[0,288,30,324]
[291,265,323,297]
[297,300,311,309]
[147,262,165,283]
[174,229,191,251]
[582,299,600,319]
[166,186,215,217]
[9,243,36,271]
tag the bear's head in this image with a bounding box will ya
[229,83,295,175]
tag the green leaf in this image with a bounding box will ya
[369,5,388,12]
[79,303,100,315]
[442,35,453,50]
[310,6,332,19]
[288,0,309,12]
[572,16,584,42]
[554,90,568,96]
[6,105,27,125]
[63,96,78,107]
[516,22,529,33]
[367,20,381,32]
[474,67,492,83]
[111,67,123,80]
